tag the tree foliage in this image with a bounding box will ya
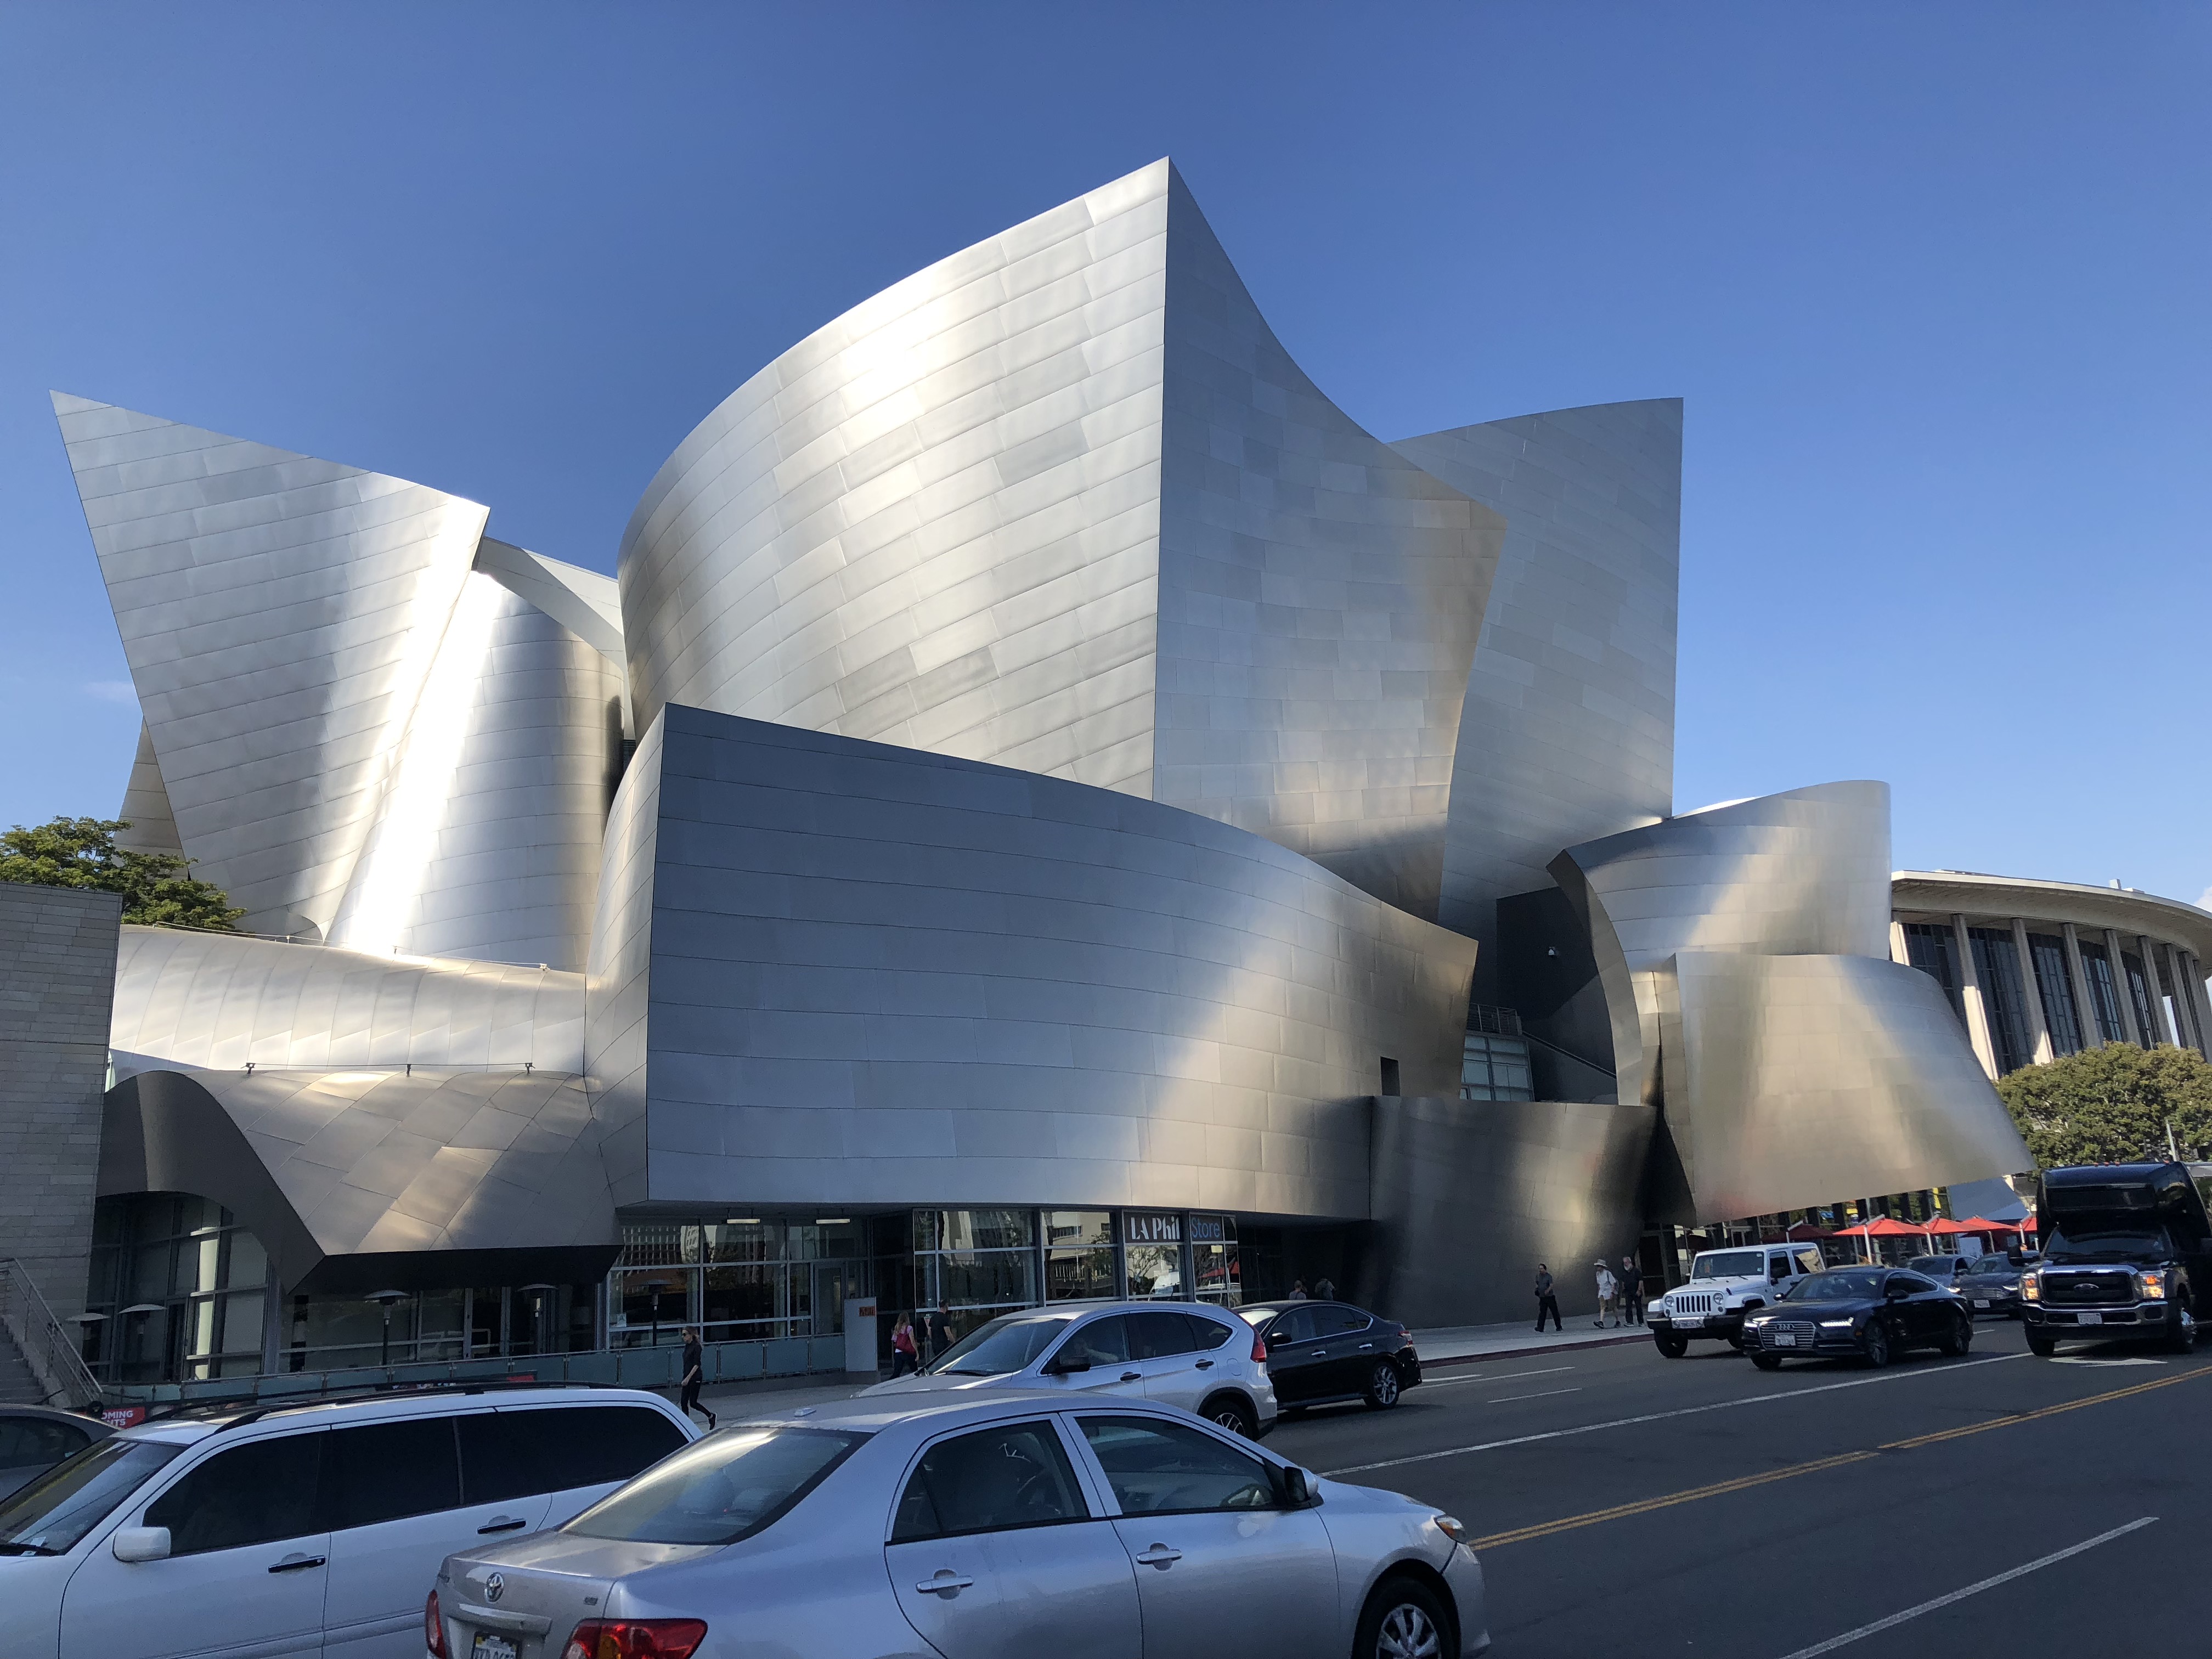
[0,816,244,931]
[1996,1041,2212,1168]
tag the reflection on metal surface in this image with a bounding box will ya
[617,160,1499,918]
[115,722,183,855]
[473,536,631,734]
[1390,400,1680,964]
[1363,1095,1657,1327]
[54,393,488,938]
[1658,953,2029,1220]
[584,704,1477,1217]
[100,1067,617,1293]
[109,926,583,1074]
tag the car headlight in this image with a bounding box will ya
[1818,1319,1854,1328]
[2137,1271,2166,1301]
[1434,1515,1468,1543]
[2021,1273,2040,1302]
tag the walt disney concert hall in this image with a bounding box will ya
[16,159,2032,1392]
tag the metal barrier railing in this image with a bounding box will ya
[0,1259,103,1408]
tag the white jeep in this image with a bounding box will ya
[1648,1243,1826,1355]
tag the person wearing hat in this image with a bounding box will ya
[1593,1261,1619,1328]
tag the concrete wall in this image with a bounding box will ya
[0,884,123,1321]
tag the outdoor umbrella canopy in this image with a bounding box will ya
[1831,1217,1928,1237]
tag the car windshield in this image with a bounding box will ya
[2044,1227,2172,1263]
[1689,1251,1764,1280]
[0,1436,182,1556]
[565,1427,861,1547]
[1784,1271,1884,1302]
[923,1313,1074,1376]
[1905,1257,1959,1276]
[1963,1260,2017,1278]
[1235,1307,1272,1327]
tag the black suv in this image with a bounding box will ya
[2022,1162,2212,1357]
[1238,1300,1423,1411]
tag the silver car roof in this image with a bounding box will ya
[115,1385,680,1446]
[729,1387,1237,1440]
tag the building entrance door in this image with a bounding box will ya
[814,1262,856,1336]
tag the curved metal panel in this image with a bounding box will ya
[616,162,1500,918]
[1551,781,1894,1106]
[1390,399,1680,962]
[1361,1096,1657,1328]
[115,720,183,855]
[108,925,584,1073]
[325,573,623,971]
[52,393,487,938]
[583,704,1477,1217]
[99,1067,617,1291]
[1658,952,2030,1220]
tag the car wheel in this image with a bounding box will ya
[2164,1313,2197,1356]
[1938,1311,1971,1357]
[1203,1394,1258,1437]
[1860,1320,1892,1368]
[1356,1574,1451,1659]
[1363,1360,1403,1409]
[2027,1333,2058,1357]
[1751,1353,1782,1372]
[1654,1331,1688,1358]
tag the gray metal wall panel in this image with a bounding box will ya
[115,721,184,855]
[108,926,584,1073]
[584,705,1475,1217]
[53,393,488,938]
[1390,400,1680,973]
[1362,1094,1656,1328]
[1150,173,1504,921]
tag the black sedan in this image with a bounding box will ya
[1739,1268,1974,1369]
[1238,1299,1423,1410]
[1958,1249,2038,1318]
[0,1404,112,1502]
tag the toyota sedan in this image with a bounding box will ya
[432,1392,1488,1659]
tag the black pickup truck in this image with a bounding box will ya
[2021,1161,2212,1357]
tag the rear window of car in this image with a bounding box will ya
[565,1427,861,1546]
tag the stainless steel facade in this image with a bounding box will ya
[586,704,1476,1219]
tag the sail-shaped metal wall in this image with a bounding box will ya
[617,160,1502,921]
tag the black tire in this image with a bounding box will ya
[1203,1394,1258,1438]
[2164,1314,2197,1356]
[1654,1331,1689,1359]
[1861,1320,1892,1368]
[1355,1573,1452,1659]
[1363,1359,1403,1409]
[1938,1310,1971,1357]
[1751,1353,1782,1372]
[2027,1333,2058,1357]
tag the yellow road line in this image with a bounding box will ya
[1470,1360,2212,1552]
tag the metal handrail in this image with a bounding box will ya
[0,1259,103,1408]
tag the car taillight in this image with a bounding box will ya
[1251,1328,1267,1363]
[425,1590,447,1658]
[561,1620,709,1659]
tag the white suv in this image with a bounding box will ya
[865,1301,1280,1437]
[0,1385,696,1659]
[1647,1244,1825,1356]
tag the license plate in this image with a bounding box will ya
[1774,1332,1798,1347]
[2079,1311,2102,1326]
[1677,1316,1704,1328]
[1973,1299,1990,1308]
[471,1635,518,1659]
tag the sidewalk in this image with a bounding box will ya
[1410,1317,1652,1368]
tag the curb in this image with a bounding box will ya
[1420,1330,1653,1370]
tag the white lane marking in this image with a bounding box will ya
[1488,1387,1581,1404]
[1423,1367,1575,1389]
[1773,1517,2158,1658]
[2050,1356,2164,1367]
[1322,1353,2032,1475]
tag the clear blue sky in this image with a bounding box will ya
[4,5,2206,902]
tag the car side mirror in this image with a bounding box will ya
[1277,1466,1318,1508]
[111,1526,170,1563]
[1045,1352,1091,1375]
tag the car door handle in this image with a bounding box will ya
[268,1553,325,1573]
[1120,1370,1143,1382]
[1358,1342,1374,1350]
[1195,1358,1214,1369]
[1134,1545,1183,1569]
[477,1516,528,1534]
[1311,1350,1327,1358]
[915,1572,974,1595]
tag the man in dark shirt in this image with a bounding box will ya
[679,1327,715,1431]
[1533,1265,1561,1333]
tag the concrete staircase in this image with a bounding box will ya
[0,1321,46,1405]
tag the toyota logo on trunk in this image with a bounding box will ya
[484,1573,504,1602]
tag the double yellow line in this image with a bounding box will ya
[1469,1363,2211,1553]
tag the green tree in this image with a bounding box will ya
[1996,1041,2212,1168]
[0,815,244,930]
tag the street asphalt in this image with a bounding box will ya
[1265,1316,2211,1658]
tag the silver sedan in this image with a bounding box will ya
[433,1391,1488,1659]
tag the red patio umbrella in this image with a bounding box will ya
[1922,1216,1978,1235]
[1831,1215,1932,1260]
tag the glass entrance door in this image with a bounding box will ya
[812,1263,852,1335]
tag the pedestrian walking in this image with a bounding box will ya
[1620,1253,1645,1325]
[889,1312,919,1377]
[928,1308,953,1361]
[1289,1279,1309,1300]
[678,1326,716,1430]
[1593,1261,1618,1328]
[1533,1265,1561,1332]
[1313,1276,1336,1301]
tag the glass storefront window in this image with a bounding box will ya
[1046,1248,1115,1300]
[1125,1243,1183,1299]
[1045,1211,1111,1248]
